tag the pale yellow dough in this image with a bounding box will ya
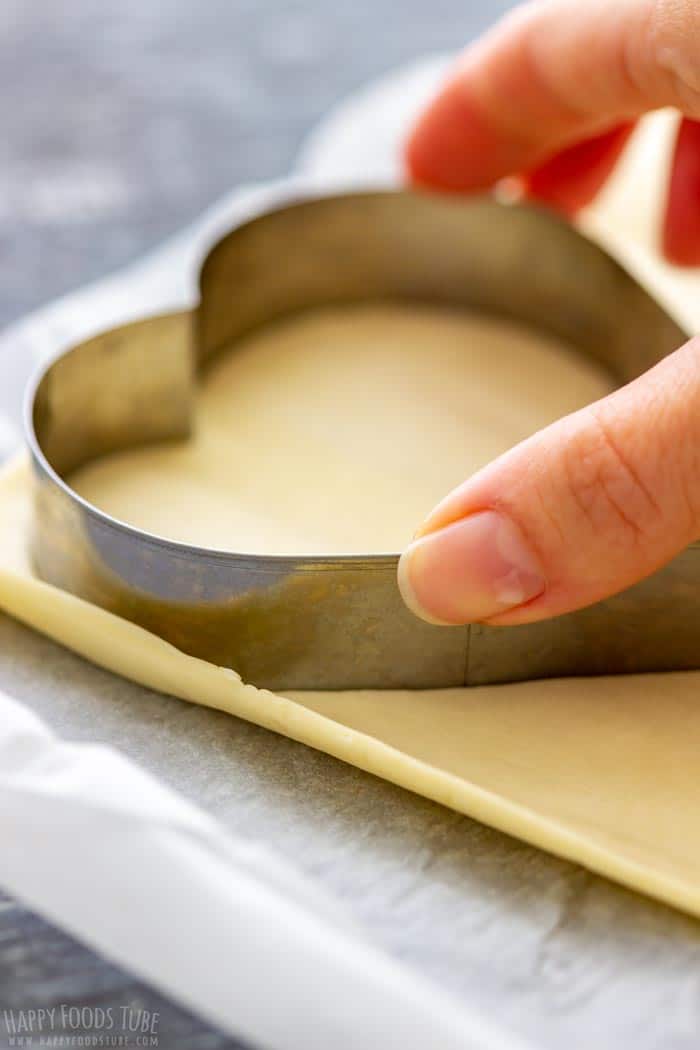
[3,113,700,919]
[71,304,611,554]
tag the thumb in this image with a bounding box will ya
[398,337,700,627]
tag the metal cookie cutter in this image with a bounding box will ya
[25,187,697,691]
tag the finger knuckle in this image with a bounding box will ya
[562,409,662,543]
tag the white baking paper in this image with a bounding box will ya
[0,687,523,1050]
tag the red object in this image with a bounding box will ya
[523,123,636,216]
[663,117,700,267]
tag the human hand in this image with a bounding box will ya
[397,0,700,628]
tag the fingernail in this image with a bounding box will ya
[397,510,545,625]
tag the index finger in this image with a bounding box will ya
[405,0,696,192]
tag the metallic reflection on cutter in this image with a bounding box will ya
[24,188,696,690]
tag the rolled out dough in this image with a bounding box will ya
[3,297,700,920]
[70,303,612,554]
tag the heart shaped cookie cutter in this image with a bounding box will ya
[25,187,695,690]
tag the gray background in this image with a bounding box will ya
[3,3,700,1050]
[0,0,510,330]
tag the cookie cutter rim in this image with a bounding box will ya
[24,183,698,690]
